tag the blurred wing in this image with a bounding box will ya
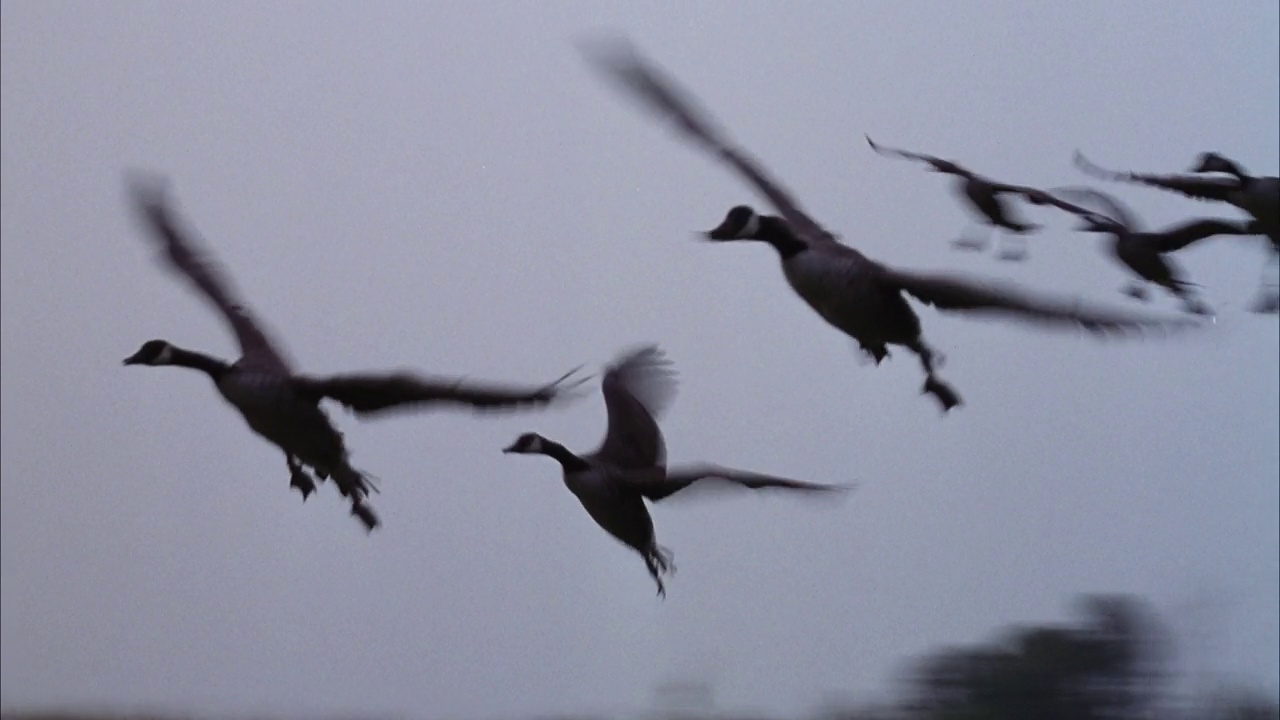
[1153,218,1259,253]
[632,463,853,502]
[590,344,678,470]
[581,35,835,244]
[1047,186,1143,232]
[865,135,948,167]
[126,171,293,373]
[299,366,589,418]
[1074,151,1238,203]
[880,267,1197,335]
[1015,187,1119,223]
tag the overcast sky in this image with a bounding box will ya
[2,2,1277,718]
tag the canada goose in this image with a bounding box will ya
[1039,187,1261,314]
[580,38,1197,412]
[865,136,1085,261]
[502,345,848,598]
[1074,151,1279,312]
[123,173,585,532]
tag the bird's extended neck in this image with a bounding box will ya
[539,440,593,473]
[168,346,234,379]
[754,215,811,259]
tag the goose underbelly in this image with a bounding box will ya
[567,471,654,550]
[781,253,913,345]
[218,374,347,469]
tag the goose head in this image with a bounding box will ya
[503,432,551,455]
[704,205,764,241]
[1189,153,1240,176]
[123,339,176,366]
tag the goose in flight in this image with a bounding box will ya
[123,173,585,532]
[1040,186,1262,314]
[503,345,848,597]
[579,38,1198,412]
[1074,151,1278,313]
[865,135,1086,261]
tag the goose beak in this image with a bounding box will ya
[704,222,737,241]
[501,443,520,454]
[122,351,147,366]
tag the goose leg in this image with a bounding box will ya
[1122,283,1150,301]
[905,338,962,412]
[643,544,675,599]
[285,455,316,501]
[1252,256,1280,314]
[856,342,891,366]
[350,499,380,533]
[1169,287,1214,317]
[1251,291,1280,314]
[951,225,991,252]
[995,231,1030,262]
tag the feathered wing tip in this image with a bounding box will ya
[124,168,171,203]
[601,340,680,415]
[124,169,178,229]
[1072,150,1130,181]
[604,343,680,420]
[576,33,726,149]
[574,29,637,68]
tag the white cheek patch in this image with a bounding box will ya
[154,345,175,365]
[738,212,760,238]
[527,436,544,453]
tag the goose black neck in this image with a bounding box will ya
[1217,159,1248,180]
[756,215,810,259]
[541,440,592,473]
[170,347,233,379]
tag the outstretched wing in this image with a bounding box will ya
[298,365,589,418]
[624,463,852,502]
[589,344,678,470]
[1152,217,1261,253]
[879,267,1198,336]
[1008,186,1115,221]
[581,35,835,244]
[126,171,293,374]
[1074,151,1239,203]
[865,135,957,172]
[1034,184,1146,233]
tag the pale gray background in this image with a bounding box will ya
[2,1,1277,718]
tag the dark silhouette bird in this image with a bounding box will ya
[1074,151,1279,313]
[1039,186,1262,314]
[866,136,1089,261]
[123,172,586,532]
[503,345,849,598]
[579,37,1199,412]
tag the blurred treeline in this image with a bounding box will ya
[4,594,1277,720]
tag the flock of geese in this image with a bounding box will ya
[864,137,1277,315]
[120,39,1277,597]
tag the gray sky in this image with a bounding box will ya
[2,1,1277,718]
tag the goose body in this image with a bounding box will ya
[1049,185,1270,313]
[771,232,925,361]
[1074,151,1279,242]
[123,174,584,531]
[583,39,1198,412]
[1074,152,1279,311]
[865,135,1092,260]
[504,345,847,597]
